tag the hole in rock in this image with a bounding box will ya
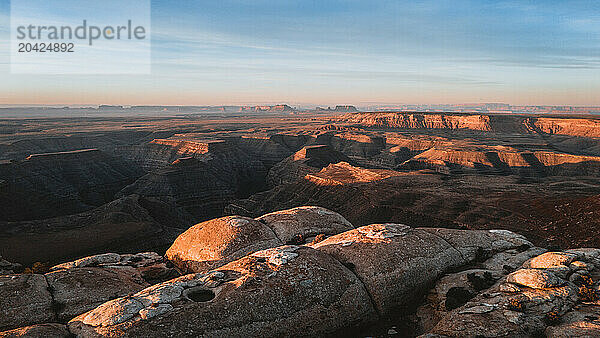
[445,287,473,310]
[184,287,216,302]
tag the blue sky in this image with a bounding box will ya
[0,0,599,106]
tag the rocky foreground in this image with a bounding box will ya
[2,206,600,337]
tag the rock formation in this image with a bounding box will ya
[69,246,375,337]
[3,207,600,337]
[166,207,353,273]
[0,256,21,275]
[338,112,600,138]
[0,252,177,332]
[267,145,351,186]
[165,216,283,273]
[256,206,354,244]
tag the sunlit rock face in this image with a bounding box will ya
[166,207,353,273]
[165,216,283,273]
[267,145,351,187]
[311,224,532,315]
[337,112,600,138]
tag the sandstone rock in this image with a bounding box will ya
[69,246,376,337]
[480,247,547,273]
[420,228,533,262]
[166,216,283,273]
[506,268,562,289]
[427,283,579,337]
[417,246,548,334]
[256,206,354,243]
[525,252,576,269]
[0,274,53,331]
[425,248,587,337]
[45,266,149,322]
[51,253,121,270]
[51,252,178,285]
[313,225,534,315]
[546,304,600,337]
[416,269,501,332]
[0,323,70,338]
[312,224,466,314]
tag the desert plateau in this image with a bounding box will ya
[2,109,600,337]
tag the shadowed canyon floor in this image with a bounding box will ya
[1,111,600,336]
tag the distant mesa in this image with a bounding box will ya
[316,105,358,112]
[239,104,295,113]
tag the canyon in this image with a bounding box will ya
[1,110,600,336]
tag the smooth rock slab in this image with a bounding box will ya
[0,274,53,331]
[546,304,600,338]
[166,216,283,273]
[313,225,537,315]
[256,206,354,243]
[69,247,377,337]
[312,224,467,314]
[45,266,149,322]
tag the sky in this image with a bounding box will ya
[0,0,599,106]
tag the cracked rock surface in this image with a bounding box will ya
[0,274,54,331]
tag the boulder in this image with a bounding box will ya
[69,246,377,337]
[419,228,533,262]
[416,269,501,332]
[256,206,354,244]
[427,282,579,337]
[480,247,547,273]
[416,245,548,333]
[0,323,70,338]
[0,274,54,330]
[166,216,283,273]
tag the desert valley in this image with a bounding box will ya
[2,109,600,336]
